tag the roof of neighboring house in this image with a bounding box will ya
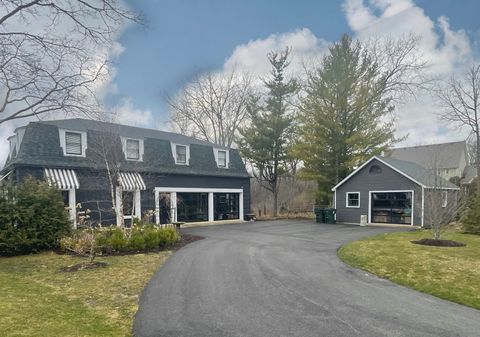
[332,156,460,191]
[3,119,249,178]
[386,141,467,170]
[461,165,477,185]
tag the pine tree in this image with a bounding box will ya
[293,35,397,204]
[239,48,299,216]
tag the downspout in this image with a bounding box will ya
[421,186,425,228]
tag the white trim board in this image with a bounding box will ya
[368,190,415,226]
[154,187,243,193]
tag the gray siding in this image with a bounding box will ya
[14,166,251,224]
[335,159,423,225]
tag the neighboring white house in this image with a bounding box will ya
[386,141,468,183]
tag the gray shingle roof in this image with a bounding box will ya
[4,119,249,178]
[386,141,467,170]
[379,156,459,189]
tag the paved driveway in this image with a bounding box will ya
[134,220,480,337]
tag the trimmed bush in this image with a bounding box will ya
[61,224,181,255]
[0,177,71,256]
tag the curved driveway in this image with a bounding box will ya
[134,220,480,337]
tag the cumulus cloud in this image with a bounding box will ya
[224,28,330,80]
[112,98,155,127]
[342,0,476,145]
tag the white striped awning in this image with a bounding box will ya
[0,170,13,182]
[44,168,79,190]
[118,172,146,191]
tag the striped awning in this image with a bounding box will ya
[44,168,79,190]
[0,170,13,183]
[118,172,146,191]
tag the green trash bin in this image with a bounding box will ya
[324,208,336,224]
[314,207,325,223]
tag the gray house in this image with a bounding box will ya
[332,156,459,226]
[1,118,251,227]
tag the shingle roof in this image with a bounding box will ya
[378,156,459,189]
[4,119,249,178]
[386,141,467,170]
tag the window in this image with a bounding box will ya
[217,150,227,168]
[442,191,448,208]
[126,139,140,160]
[176,145,187,164]
[346,192,360,208]
[369,164,382,174]
[65,132,82,155]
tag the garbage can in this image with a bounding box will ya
[314,207,325,223]
[324,208,336,224]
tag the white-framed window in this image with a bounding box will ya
[346,192,360,208]
[214,148,229,168]
[122,137,143,161]
[65,132,82,155]
[59,129,87,157]
[442,191,448,208]
[171,143,190,165]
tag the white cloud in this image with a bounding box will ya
[224,28,330,80]
[112,98,154,127]
[342,0,476,146]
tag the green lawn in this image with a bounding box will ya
[0,251,171,337]
[338,230,480,310]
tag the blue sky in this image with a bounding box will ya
[106,0,480,131]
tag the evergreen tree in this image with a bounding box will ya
[294,35,397,204]
[239,48,299,216]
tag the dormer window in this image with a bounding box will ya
[214,148,229,168]
[126,139,140,160]
[65,132,82,155]
[218,150,227,167]
[59,129,87,157]
[176,145,187,164]
[121,137,143,161]
[171,143,190,165]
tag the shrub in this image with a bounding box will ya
[60,227,100,263]
[109,228,128,252]
[60,224,180,255]
[462,190,480,234]
[0,177,71,256]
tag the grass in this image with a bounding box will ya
[338,230,480,310]
[0,251,171,337]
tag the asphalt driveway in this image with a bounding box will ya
[134,220,480,337]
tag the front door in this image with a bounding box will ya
[371,192,412,224]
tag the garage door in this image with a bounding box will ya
[371,192,412,224]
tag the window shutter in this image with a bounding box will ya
[126,139,140,160]
[65,132,82,155]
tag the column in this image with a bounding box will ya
[134,190,141,220]
[170,192,177,222]
[154,189,160,225]
[208,192,214,222]
[239,190,244,221]
[68,188,77,229]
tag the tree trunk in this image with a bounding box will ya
[273,187,278,217]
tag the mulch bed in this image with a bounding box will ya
[411,238,466,247]
[60,261,108,272]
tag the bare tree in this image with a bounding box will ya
[0,0,141,124]
[437,64,480,178]
[168,69,253,147]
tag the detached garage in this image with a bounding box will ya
[332,156,459,226]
